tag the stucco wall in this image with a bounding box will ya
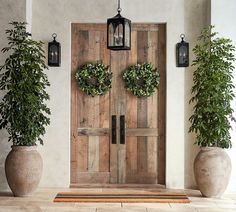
[211,0,236,193]
[0,0,215,191]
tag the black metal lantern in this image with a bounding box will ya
[48,33,61,67]
[107,0,131,50]
[176,34,189,67]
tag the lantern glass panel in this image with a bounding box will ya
[108,23,114,47]
[49,45,59,64]
[114,23,123,46]
[179,45,187,64]
[125,21,130,47]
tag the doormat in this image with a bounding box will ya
[54,191,190,203]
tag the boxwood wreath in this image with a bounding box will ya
[123,62,160,97]
[75,62,112,97]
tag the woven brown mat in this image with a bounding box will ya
[54,191,190,203]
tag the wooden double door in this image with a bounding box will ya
[71,23,166,186]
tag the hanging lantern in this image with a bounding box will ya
[48,33,61,67]
[107,0,131,50]
[176,34,189,67]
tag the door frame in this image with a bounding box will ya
[70,23,166,188]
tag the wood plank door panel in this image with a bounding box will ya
[71,23,166,186]
[71,24,111,184]
[110,31,159,184]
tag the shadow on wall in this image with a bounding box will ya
[0,129,10,191]
[184,0,210,189]
[0,42,11,192]
[0,0,28,193]
[0,29,11,192]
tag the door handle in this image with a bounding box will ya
[111,115,116,144]
[120,115,125,144]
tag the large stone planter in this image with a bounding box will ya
[5,146,43,197]
[194,147,231,197]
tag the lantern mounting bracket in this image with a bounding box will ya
[117,0,122,13]
[180,34,185,42]
[52,33,57,41]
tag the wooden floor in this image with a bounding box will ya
[0,188,236,212]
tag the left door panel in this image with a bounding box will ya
[71,24,111,185]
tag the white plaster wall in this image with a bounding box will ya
[26,0,32,33]
[184,0,210,189]
[0,0,26,192]
[211,0,236,193]
[0,0,210,190]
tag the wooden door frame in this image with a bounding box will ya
[70,23,166,188]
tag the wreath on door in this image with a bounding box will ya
[75,62,112,97]
[123,62,160,97]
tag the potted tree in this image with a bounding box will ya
[0,22,50,197]
[189,26,235,197]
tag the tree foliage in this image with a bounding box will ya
[189,26,235,148]
[0,22,50,146]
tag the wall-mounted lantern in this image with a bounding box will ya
[176,34,189,67]
[48,33,61,67]
[107,0,131,50]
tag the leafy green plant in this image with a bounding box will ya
[0,22,50,146]
[189,25,235,148]
[75,62,112,97]
[123,62,160,97]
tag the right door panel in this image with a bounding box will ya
[110,24,166,184]
[124,26,166,184]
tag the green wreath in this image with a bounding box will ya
[75,62,112,97]
[123,62,160,97]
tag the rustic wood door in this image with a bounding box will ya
[71,23,166,186]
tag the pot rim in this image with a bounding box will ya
[200,146,223,151]
[11,145,38,151]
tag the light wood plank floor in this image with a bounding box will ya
[0,188,236,212]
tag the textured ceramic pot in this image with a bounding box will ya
[194,147,231,197]
[5,146,43,197]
